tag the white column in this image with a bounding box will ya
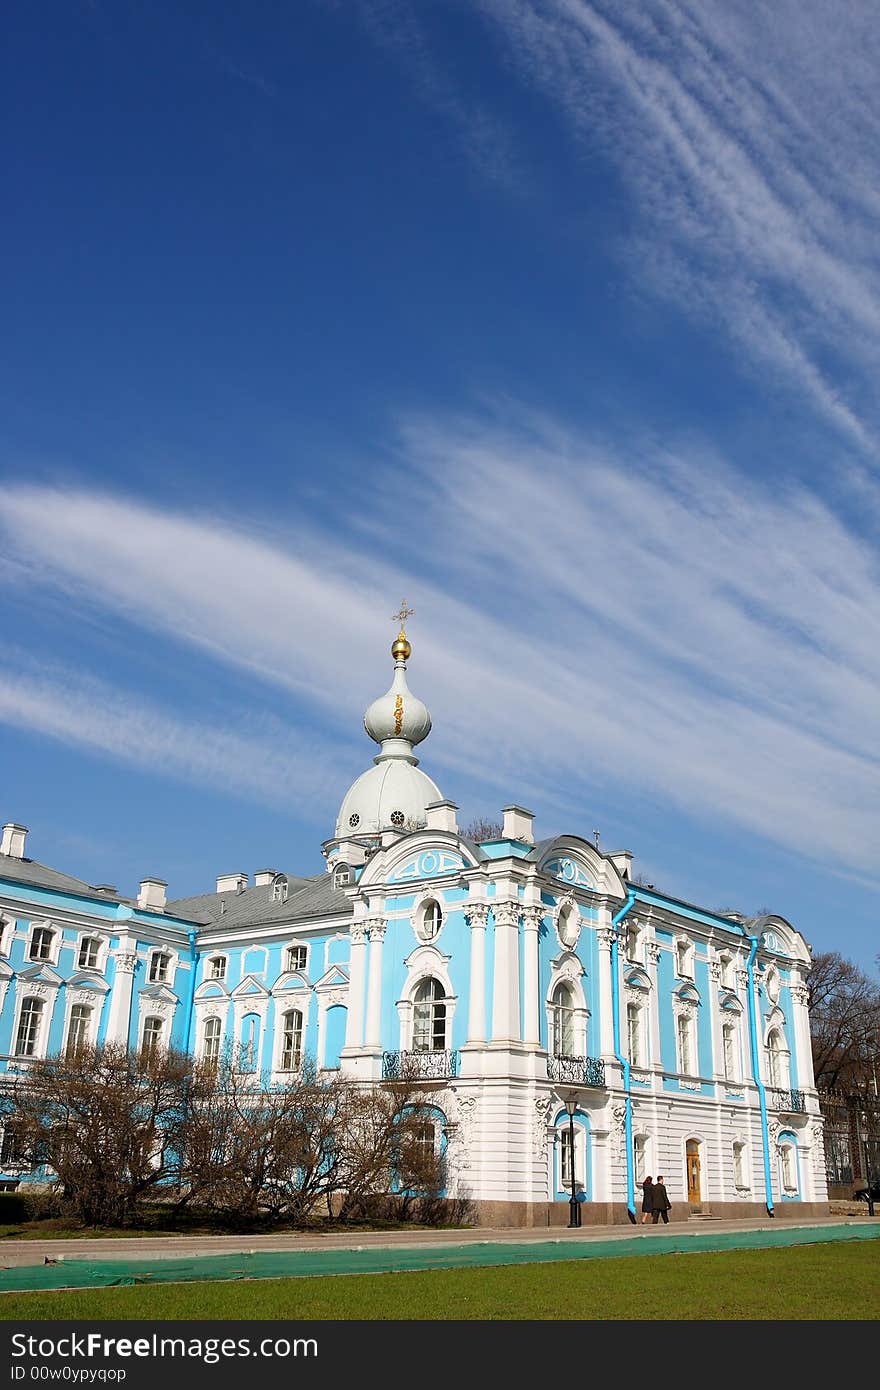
[343,923,368,1050]
[596,925,616,1058]
[522,906,542,1047]
[491,902,521,1042]
[105,941,138,1044]
[465,903,488,1043]
[364,918,387,1050]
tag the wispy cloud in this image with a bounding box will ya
[1,411,878,879]
[457,1,880,457]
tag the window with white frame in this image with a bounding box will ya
[733,1140,747,1189]
[280,1009,303,1071]
[722,1020,738,1082]
[77,937,101,970]
[141,1016,164,1059]
[15,997,44,1057]
[675,939,693,979]
[551,982,576,1057]
[66,1003,92,1056]
[272,874,288,903]
[560,1126,575,1187]
[239,1015,259,1072]
[767,1027,789,1088]
[633,1134,649,1184]
[285,944,307,973]
[0,1124,28,1168]
[627,1002,644,1067]
[29,927,55,962]
[208,956,226,981]
[677,1012,694,1075]
[149,951,170,983]
[203,1016,222,1067]
[414,897,443,942]
[332,864,352,889]
[559,1123,585,1189]
[0,915,14,956]
[719,953,735,989]
[780,1142,797,1192]
[413,978,446,1053]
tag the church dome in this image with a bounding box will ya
[333,612,442,839]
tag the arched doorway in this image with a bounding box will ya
[686,1139,702,1211]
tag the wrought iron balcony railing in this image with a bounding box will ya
[547,1054,606,1088]
[382,1049,459,1081]
[771,1087,806,1113]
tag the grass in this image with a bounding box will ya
[1,1242,877,1320]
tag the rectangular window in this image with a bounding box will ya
[149,953,170,983]
[561,1127,574,1187]
[209,957,226,980]
[733,1143,745,1188]
[0,1126,28,1168]
[280,1011,303,1071]
[78,938,100,970]
[633,1135,647,1184]
[678,1015,691,1074]
[29,929,54,962]
[627,1004,641,1067]
[723,1024,737,1081]
[66,1005,92,1056]
[286,946,307,973]
[15,999,43,1057]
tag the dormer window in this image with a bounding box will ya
[272,874,289,903]
[333,864,352,889]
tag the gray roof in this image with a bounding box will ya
[0,853,127,904]
[167,872,352,933]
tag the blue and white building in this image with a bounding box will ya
[0,626,829,1224]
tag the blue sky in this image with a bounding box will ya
[1,1,878,979]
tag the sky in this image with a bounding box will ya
[1,1,878,979]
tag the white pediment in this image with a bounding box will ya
[66,971,111,995]
[231,973,270,1000]
[194,979,230,1001]
[272,970,311,994]
[138,982,179,1005]
[313,963,350,991]
[16,963,63,989]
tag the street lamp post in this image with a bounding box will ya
[565,1094,581,1228]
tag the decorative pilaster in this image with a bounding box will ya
[343,922,369,1050]
[491,902,521,1043]
[464,903,489,1043]
[105,943,138,1044]
[596,925,616,1057]
[789,979,815,1091]
[364,917,388,1049]
[521,906,543,1047]
[647,940,662,1069]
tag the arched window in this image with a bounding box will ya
[551,982,576,1057]
[767,1027,789,1088]
[333,864,352,889]
[141,1016,164,1060]
[280,1009,303,1071]
[627,1002,643,1067]
[239,1015,259,1072]
[413,978,446,1053]
[15,998,43,1057]
[66,1004,92,1057]
[272,874,289,903]
[77,937,101,970]
[203,1016,222,1067]
[780,1142,797,1192]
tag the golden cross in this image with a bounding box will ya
[392,599,415,628]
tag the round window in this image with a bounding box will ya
[557,902,580,948]
[390,810,405,827]
[348,813,360,828]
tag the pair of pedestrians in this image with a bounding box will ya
[639,1175,671,1224]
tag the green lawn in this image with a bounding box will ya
[1,1242,877,1319]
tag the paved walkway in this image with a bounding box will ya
[0,1212,875,1270]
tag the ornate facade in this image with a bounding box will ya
[0,624,829,1224]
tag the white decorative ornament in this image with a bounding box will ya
[554,896,581,949]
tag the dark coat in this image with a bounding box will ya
[640,1180,654,1213]
[652,1182,671,1211]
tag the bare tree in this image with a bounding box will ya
[335,1079,443,1222]
[4,1044,198,1228]
[463,817,503,842]
[808,952,880,1092]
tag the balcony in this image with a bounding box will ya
[382,1049,459,1081]
[771,1088,806,1114]
[547,1054,606,1088]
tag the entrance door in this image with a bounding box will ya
[686,1140,701,1209]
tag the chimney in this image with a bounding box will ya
[424,800,459,834]
[137,878,167,911]
[502,805,534,844]
[253,869,278,887]
[1,824,28,859]
[216,872,248,894]
[607,850,633,880]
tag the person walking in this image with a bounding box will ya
[651,1175,671,1224]
[640,1175,654,1224]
